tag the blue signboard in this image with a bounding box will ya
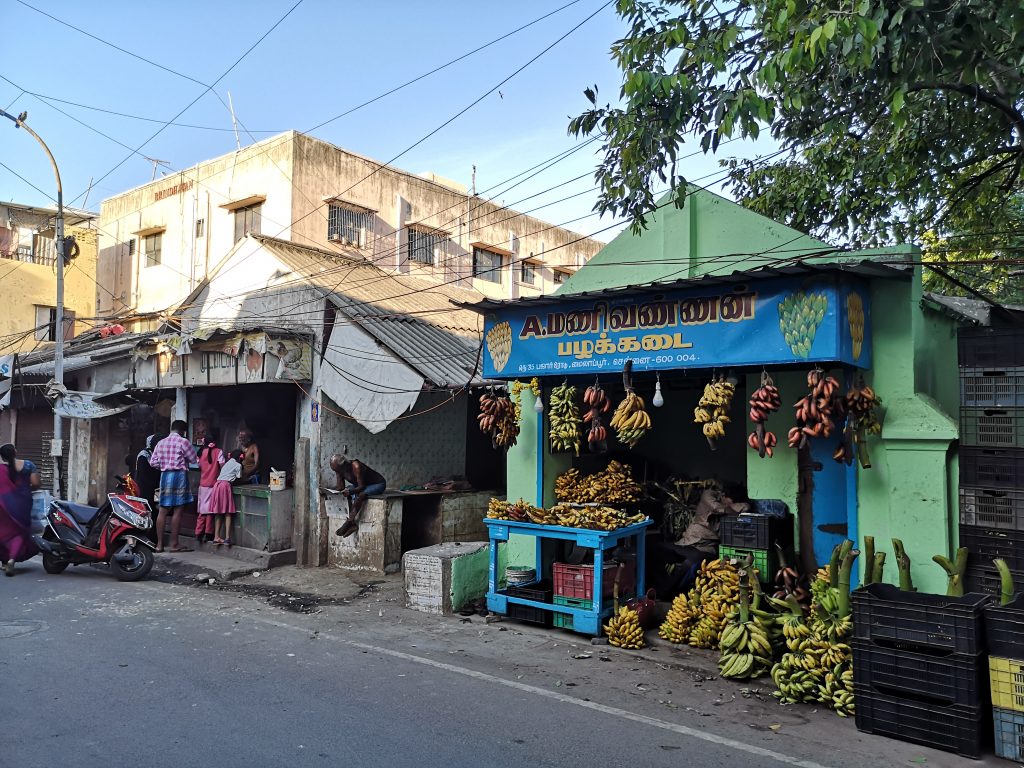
[482,275,870,378]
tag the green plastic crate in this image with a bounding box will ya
[718,545,777,582]
[553,595,614,630]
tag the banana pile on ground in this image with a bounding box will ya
[694,377,735,443]
[548,382,582,455]
[718,574,778,679]
[611,389,651,447]
[604,605,646,649]
[554,461,643,505]
[658,592,699,643]
[747,374,782,458]
[583,381,612,451]
[549,504,647,531]
[768,542,858,717]
[787,369,840,449]
[478,391,520,448]
[485,498,542,522]
[687,558,741,648]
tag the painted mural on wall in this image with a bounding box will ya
[482,276,871,378]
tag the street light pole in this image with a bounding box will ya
[1,109,65,497]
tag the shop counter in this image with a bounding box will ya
[232,485,294,552]
[484,518,652,636]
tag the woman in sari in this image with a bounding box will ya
[0,443,41,576]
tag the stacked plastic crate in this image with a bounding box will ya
[958,327,1024,595]
[851,584,991,758]
[717,512,794,583]
[985,595,1024,761]
[551,561,634,631]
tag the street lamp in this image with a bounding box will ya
[1,109,66,497]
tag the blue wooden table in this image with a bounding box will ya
[484,518,652,636]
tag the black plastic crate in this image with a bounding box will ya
[960,367,1024,407]
[851,583,989,654]
[854,684,990,758]
[959,446,1024,489]
[501,580,553,603]
[960,485,1024,530]
[964,566,1024,602]
[960,407,1024,448]
[986,594,1024,659]
[506,602,552,627]
[960,525,1024,571]
[719,513,793,551]
[959,327,1024,368]
[851,639,988,707]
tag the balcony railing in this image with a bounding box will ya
[2,239,56,267]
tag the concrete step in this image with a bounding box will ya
[182,534,296,569]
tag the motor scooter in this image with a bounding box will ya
[33,476,156,581]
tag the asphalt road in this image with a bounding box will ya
[0,559,992,768]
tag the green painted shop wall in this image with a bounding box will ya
[855,275,958,594]
[558,188,829,294]
[449,545,490,612]
[504,389,572,568]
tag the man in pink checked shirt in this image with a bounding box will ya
[148,420,199,553]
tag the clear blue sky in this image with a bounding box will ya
[1,0,775,242]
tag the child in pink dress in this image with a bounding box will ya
[210,450,243,546]
[195,434,225,543]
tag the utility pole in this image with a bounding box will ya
[1,109,65,497]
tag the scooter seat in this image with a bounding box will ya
[55,500,100,525]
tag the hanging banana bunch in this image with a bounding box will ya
[611,361,651,448]
[583,380,612,452]
[747,372,782,458]
[694,375,735,447]
[477,390,519,449]
[548,381,582,455]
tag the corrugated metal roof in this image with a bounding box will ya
[458,260,913,312]
[253,236,487,387]
[923,292,1024,327]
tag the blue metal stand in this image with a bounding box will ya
[485,518,652,636]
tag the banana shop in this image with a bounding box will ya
[460,259,965,626]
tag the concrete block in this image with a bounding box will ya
[327,496,403,572]
[403,541,488,615]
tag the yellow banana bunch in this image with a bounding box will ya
[549,504,648,531]
[548,382,582,455]
[611,390,651,448]
[658,593,698,644]
[604,606,645,649]
[694,377,735,441]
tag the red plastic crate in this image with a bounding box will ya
[552,561,635,602]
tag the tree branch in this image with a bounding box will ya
[907,82,1024,141]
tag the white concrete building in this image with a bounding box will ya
[96,131,603,325]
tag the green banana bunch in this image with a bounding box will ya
[548,382,582,455]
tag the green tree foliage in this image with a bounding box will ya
[570,0,1024,248]
[920,194,1024,304]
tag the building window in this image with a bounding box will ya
[144,233,162,267]
[34,306,75,342]
[127,238,136,257]
[327,203,371,248]
[233,203,262,243]
[195,218,205,238]
[553,269,570,285]
[520,262,537,285]
[473,247,504,283]
[407,227,445,266]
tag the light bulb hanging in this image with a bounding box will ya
[533,393,544,413]
[653,372,665,407]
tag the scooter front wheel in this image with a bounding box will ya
[109,540,154,582]
[42,553,68,574]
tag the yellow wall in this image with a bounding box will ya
[0,225,98,353]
